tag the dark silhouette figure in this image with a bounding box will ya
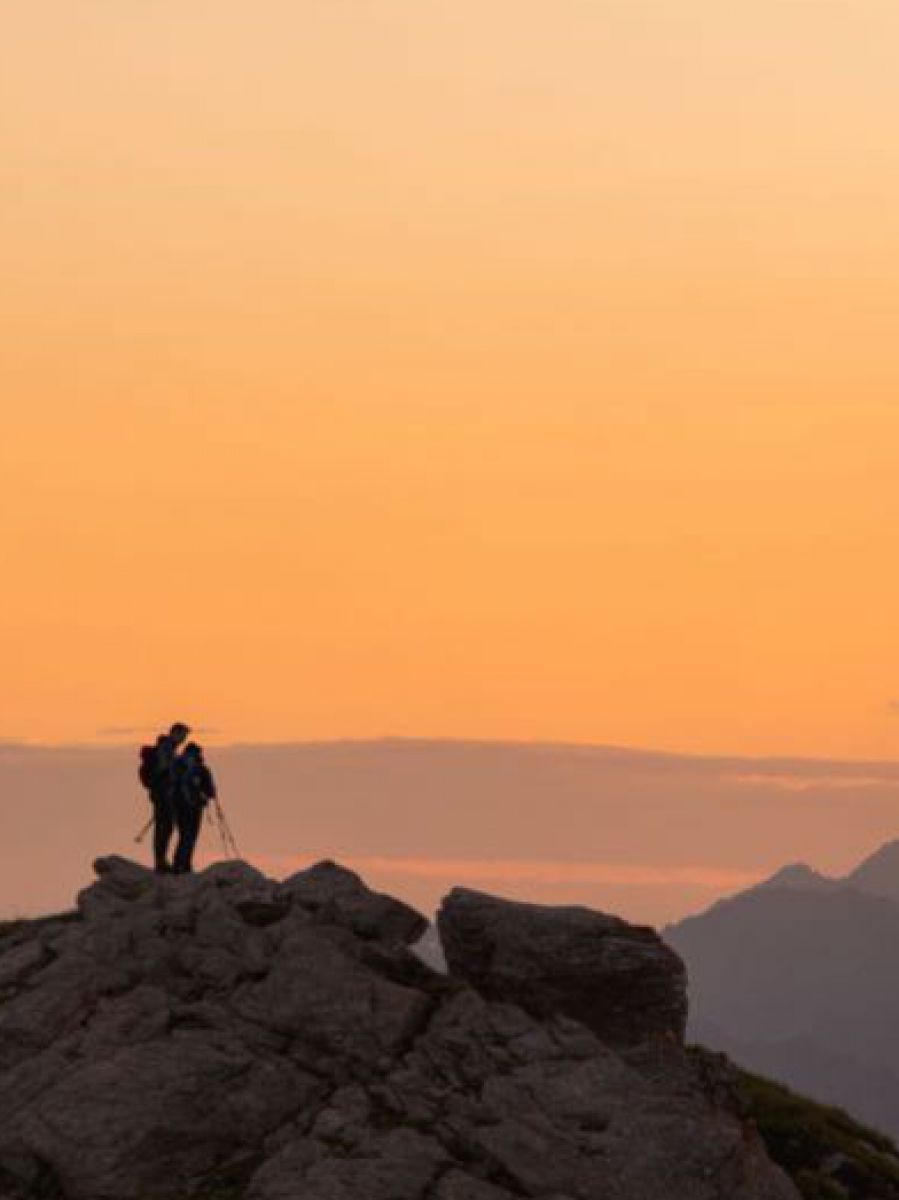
[172,742,217,874]
[140,723,191,873]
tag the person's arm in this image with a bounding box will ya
[202,765,217,801]
[154,739,174,786]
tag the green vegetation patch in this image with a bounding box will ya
[735,1068,899,1200]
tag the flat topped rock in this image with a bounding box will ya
[437,887,688,1046]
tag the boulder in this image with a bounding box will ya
[279,859,428,944]
[437,887,688,1045]
[77,856,156,919]
[199,860,270,890]
[93,856,157,896]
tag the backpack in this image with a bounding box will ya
[138,745,158,791]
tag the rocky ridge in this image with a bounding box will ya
[0,856,798,1200]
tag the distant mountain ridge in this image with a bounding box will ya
[752,863,838,893]
[667,837,899,1137]
[749,839,899,901]
[845,839,899,901]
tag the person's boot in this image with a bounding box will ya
[154,862,173,875]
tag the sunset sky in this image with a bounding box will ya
[4,2,899,759]
[5,739,899,922]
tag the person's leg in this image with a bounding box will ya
[183,804,202,872]
[172,796,187,873]
[173,800,201,873]
[152,794,174,872]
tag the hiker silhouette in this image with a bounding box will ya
[172,742,218,874]
[138,722,190,873]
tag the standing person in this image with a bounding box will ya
[172,742,217,874]
[139,722,191,873]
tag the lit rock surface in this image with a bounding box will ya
[0,856,797,1200]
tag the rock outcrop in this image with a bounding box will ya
[438,887,687,1045]
[0,856,798,1200]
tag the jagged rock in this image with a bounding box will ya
[0,940,47,992]
[437,887,688,1045]
[77,856,156,920]
[279,859,428,944]
[94,855,157,895]
[0,858,797,1200]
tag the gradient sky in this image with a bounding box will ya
[4,2,899,757]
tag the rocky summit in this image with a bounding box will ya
[0,857,798,1200]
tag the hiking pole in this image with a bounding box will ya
[134,815,154,844]
[207,799,227,857]
[211,803,230,857]
[200,800,217,849]
[213,798,241,859]
[219,805,241,859]
[220,806,239,859]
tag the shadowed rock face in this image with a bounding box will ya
[279,858,429,944]
[438,887,688,1045]
[0,856,796,1200]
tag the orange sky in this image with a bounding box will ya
[4,2,899,755]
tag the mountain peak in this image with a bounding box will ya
[847,838,899,900]
[754,862,837,893]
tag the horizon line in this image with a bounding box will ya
[3,733,899,774]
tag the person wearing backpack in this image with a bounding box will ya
[138,722,190,873]
[172,742,217,874]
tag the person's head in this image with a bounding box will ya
[169,722,190,746]
[184,742,203,760]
